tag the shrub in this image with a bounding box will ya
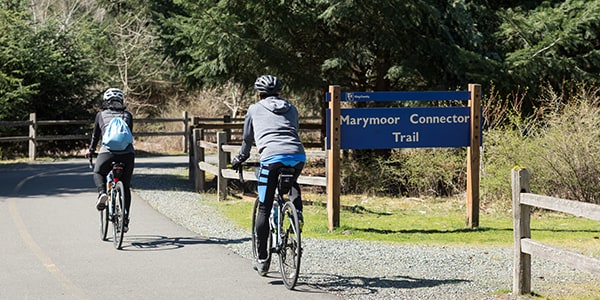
[340,148,466,197]
[481,85,600,205]
[395,148,466,197]
[480,128,533,210]
[528,87,600,204]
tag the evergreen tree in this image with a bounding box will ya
[497,0,600,106]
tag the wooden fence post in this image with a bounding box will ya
[189,116,199,180]
[512,167,532,295]
[217,132,228,200]
[187,118,192,179]
[29,113,36,161]
[223,115,232,165]
[183,111,189,153]
[327,85,341,232]
[193,128,205,192]
[466,83,481,228]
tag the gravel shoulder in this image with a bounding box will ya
[132,157,598,300]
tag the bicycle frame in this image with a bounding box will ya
[106,162,126,249]
[241,162,302,289]
[270,193,286,253]
[106,163,124,219]
[90,154,126,250]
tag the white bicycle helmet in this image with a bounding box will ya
[102,88,126,110]
[103,88,124,103]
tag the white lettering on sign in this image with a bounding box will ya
[409,114,470,124]
[341,115,401,128]
[392,132,419,143]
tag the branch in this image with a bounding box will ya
[532,38,560,58]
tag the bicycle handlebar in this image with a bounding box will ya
[236,161,260,185]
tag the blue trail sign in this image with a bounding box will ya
[327,106,473,149]
[324,85,482,230]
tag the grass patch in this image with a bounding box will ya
[215,193,600,253]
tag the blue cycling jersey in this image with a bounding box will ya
[256,154,306,203]
[261,153,306,167]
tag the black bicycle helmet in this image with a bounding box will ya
[254,75,282,96]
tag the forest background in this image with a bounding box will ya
[1,0,600,206]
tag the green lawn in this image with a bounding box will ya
[214,193,600,256]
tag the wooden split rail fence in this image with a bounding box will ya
[190,124,327,199]
[0,112,192,160]
[511,167,600,295]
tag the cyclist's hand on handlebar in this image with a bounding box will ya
[86,149,95,169]
[231,155,246,172]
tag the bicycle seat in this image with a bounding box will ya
[111,162,125,178]
[278,167,295,194]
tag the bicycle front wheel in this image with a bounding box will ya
[112,181,126,250]
[251,197,271,268]
[100,205,108,241]
[279,201,301,289]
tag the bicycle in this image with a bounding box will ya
[89,154,127,250]
[238,162,302,290]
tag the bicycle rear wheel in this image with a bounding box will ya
[100,205,109,241]
[278,201,301,289]
[111,181,126,249]
[251,197,271,269]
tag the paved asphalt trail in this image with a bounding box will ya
[0,157,337,299]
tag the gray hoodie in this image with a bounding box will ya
[239,96,305,161]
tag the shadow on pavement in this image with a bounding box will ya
[1,162,95,197]
[115,234,250,251]
[0,156,192,197]
[134,161,189,169]
[132,173,194,192]
[257,275,335,295]
[303,273,469,296]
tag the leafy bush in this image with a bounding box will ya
[480,128,534,210]
[481,85,600,205]
[394,148,466,197]
[341,148,466,197]
[528,87,600,204]
[480,87,538,209]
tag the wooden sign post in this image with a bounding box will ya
[466,83,481,228]
[327,85,341,232]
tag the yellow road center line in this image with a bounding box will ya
[8,165,90,299]
[8,198,89,299]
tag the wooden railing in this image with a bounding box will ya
[191,130,326,199]
[0,112,190,160]
[190,116,324,148]
[511,167,600,295]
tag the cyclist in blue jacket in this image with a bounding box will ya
[85,88,135,233]
[232,75,306,276]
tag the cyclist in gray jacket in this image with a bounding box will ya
[232,75,306,276]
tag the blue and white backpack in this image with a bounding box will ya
[102,116,133,151]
